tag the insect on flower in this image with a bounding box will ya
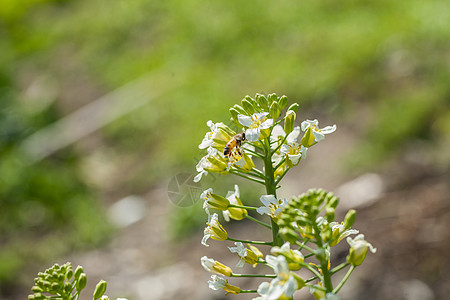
[223,132,246,157]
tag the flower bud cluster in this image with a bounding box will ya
[29,263,127,300]
[28,263,87,300]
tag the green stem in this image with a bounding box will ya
[333,265,355,294]
[251,167,267,178]
[305,276,319,283]
[231,273,276,278]
[312,222,333,292]
[244,147,265,159]
[245,215,272,229]
[239,289,258,293]
[271,134,288,156]
[300,262,322,279]
[295,240,316,254]
[331,262,350,274]
[227,237,273,246]
[247,170,267,180]
[262,137,283,247]
[274,167,290,186]
[229,204,258,210]
[229,169,266,185]
[274,157,286,172]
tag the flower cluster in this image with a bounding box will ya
[28,263,127,300]
[196,94,375,299]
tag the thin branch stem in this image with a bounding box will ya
[333,265,355,294]
[330,262,350,275]
[231,273,276,278]
[229,169,266,185]
[251,167,267,178]
[239,289,258,293]
[244,147,265,159]
[245,215,272,229]
[227,237,273,246]
[274,167,290,185]
[271,134,288,156]
[229,204,258,210]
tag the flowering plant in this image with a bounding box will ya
[196,93,375,299]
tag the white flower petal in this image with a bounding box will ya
[321,124,337,134]
[286,126,300,144]
[301,119,318,131]
[260,118,273,130]
[256,206,272,215]
[260,195,277,207]
[280,144,290,155]
[208,275,227,290]
[245,127,261,142]
[194,170,207,182]
[313,130,325,142]
[238,114,253,127]
[201,234,211,247]
[288,153,301,165]
[271,125,286,139]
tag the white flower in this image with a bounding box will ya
[194,147,228,182]
[201,188,214,215]
[208,274,227,290]
[201,256,232,276]
[223,184,239,221]
[207,274,241,295]
[346,234,376,266]
[256,255,298,299]
[329,222,359,246]
[228,242,247,268]
[301,119,336,142]
[199,120,218,149]
[238,112,273,142]
[202,213,228,247]
[256,195,288,218]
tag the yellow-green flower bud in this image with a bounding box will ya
[224,283,241,295]
[344,209,356,230]
[346,234,376,266]
[300,127,315,147]
[93,280,107,299]
[278,95,288,109]
[229,108,240,125]
[73,266,83,280]
[310,284,326,300]
[202,213,228,246]
[279,227,299,244]
[284,110,296,135]
[209,193,230,210]
[271,242,304,271]
[287,102,300,113]
[201,256,233,276]
[256,93,269,110]
[244,245,263,266]
[226,195,247,221]
[205,156,229,174]
[270,101,281,120]
[268,93,278,104]
[233,104,247,115]
[76,273,87,291]
[31,286,43,293]
[291,272,306,289]
[242,98,255,114]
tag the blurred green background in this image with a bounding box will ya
[1,0,449,299]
